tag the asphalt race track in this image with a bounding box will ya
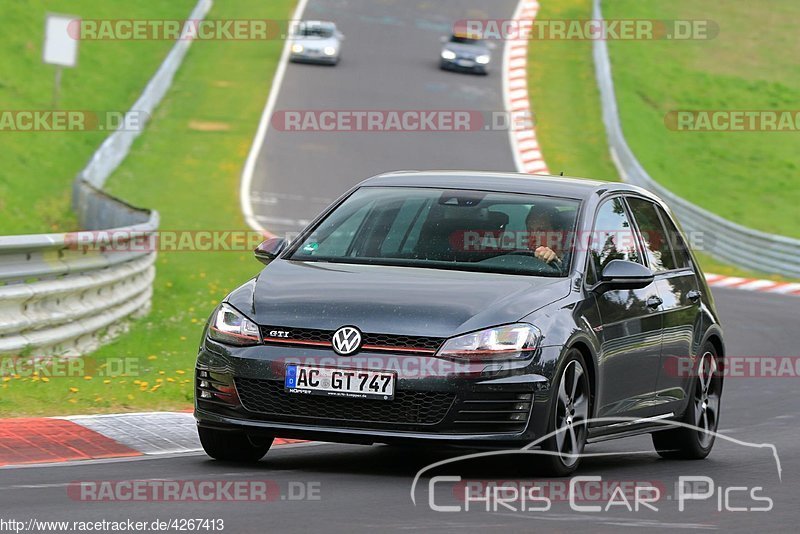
[2,0,798,532]
[249,0,519,237]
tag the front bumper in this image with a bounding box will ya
[440,58,488,74]
[290,52,338,65]
[195,339,560,446]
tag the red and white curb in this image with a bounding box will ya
[504,0,549,176]
[0,412,305,468]
[705,274,800,297]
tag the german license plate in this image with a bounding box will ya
[457,59,474,67]
[284,365,395,400]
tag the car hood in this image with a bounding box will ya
[228,259,571,338]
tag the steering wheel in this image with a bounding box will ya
[499,250,563,272]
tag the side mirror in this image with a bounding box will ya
[440,35,448,43]
[336,31,345,40]
[595,260,654,291]
[254,237,287,266]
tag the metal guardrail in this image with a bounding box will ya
[0,0,212,357]
[593,0,800,277]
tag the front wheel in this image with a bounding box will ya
[539,349,591,476]
[652,344,722,459]
[198,427,273,462]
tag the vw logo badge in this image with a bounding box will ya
[332,326,362,355]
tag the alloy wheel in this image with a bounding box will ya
[695,351,720,448]
[554,359,589,467]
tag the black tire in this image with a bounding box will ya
[198,427,273,462]
[538,349,591,476]
[652,343,722,459]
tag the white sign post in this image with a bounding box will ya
[43,13,79,108]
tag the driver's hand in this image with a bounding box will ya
[534,246,559,263]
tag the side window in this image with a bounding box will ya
[588,198,642,281]
[655,204,692,270]
[626,197,677,272]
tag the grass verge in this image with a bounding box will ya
[527,0,618,182]
[604,0,800,238]
[0,0,195,234]
[527,0,798,282]
[1,0,296,416]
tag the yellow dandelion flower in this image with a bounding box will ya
[69,387,79,393]
[176,370,186,375]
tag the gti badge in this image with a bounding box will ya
[332,326,362,355]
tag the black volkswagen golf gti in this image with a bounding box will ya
[195,171,724,475]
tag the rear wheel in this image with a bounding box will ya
[539,350,591,476]
[652,344,722,459]
[198,427,273,462]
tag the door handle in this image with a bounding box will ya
[687,289,702,302]
[646,295,663,309]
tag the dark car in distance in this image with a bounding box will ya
[195,171,724,475]
[439,34,493,74]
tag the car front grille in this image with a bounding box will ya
[235,377,454,427]
[259,326,444,354]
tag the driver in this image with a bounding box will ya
[525,205,564,264]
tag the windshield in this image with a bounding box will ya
[288,187,581,277]
[295,24,335,38]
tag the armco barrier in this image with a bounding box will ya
[593,0,800,277]
[0,0,212,357]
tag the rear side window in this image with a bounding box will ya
[588,198,642,280]
[626,197,677,272]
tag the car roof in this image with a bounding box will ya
[358,170,657,202]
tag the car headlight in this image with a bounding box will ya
[441,50,457,60]
[291,44,304,54]
[323,46,336,56]
[476,54,490,65]
[208,303,261,346]
[436,324,541,361]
